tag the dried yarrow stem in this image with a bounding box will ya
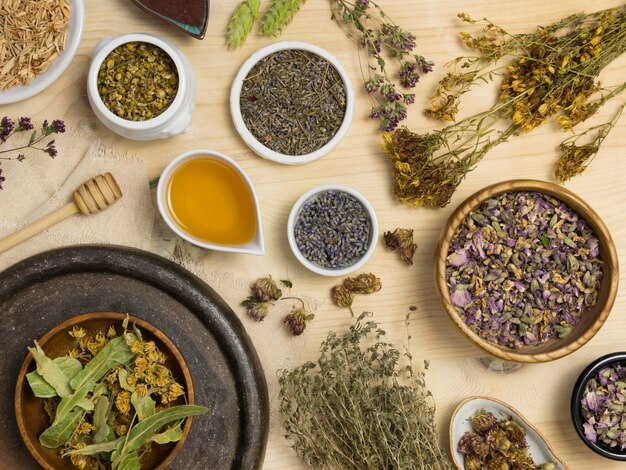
[446,191,603,349]
[0,0,69,90]
[459,410,555,469]
[384,7,626,207]
[279,312,452,469]
[581,363,626,449]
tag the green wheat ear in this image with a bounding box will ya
[226,0,261,49]
[260,0,306,36]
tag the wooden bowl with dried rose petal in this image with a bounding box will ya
[434,180,618,363]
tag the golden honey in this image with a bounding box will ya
[166,158,256,245]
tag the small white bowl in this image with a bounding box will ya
[157,149,264,256]
[287,185,378,276]
[87,33,195,141]
[0,0,84,104]
[230,41,354,165]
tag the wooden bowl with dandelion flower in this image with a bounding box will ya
[14,312,195,470]
[434,179,618,363]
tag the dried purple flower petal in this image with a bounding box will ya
[245,301,270,321]
[342,273,381,294]
[331,284,354,308]
[0,168,5,190]
[284,307,309,336]
[446,191,603,349]
[383,228,417,265]
[17,116,33,131]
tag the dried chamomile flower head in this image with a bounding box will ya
[383,228,417,265]
[343,273,382,294]
[251,275,283,302]
[331,284,354,308]
[471,409,498,433]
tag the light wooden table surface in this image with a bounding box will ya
[4,0,626,468]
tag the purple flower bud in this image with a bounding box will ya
[51,119,66,133]
[46,145,58,158]
[18,116,34,131]
[0,168,5,190]
[356,0,369,9]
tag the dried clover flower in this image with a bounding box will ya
[383,228,417,265]
[251,276,282,302]
[460,410,554,469]
[331,284,354,309]
[471,409,498,433]
[581,362,626,449]
[283,306,314,336]
[342,273,382,294]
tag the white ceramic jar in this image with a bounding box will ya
[87,33,195,141]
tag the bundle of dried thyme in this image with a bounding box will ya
[279,312,452,469]
[384,6,626,208]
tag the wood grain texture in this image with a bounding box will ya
[2,0,626,468]
[434,180,619,363]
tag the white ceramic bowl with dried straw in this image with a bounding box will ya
[287,184,378,276]
[230,41,354,165]
[0,0,84,104]
[87,33,195,141]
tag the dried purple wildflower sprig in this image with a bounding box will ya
[242,276,314,335]
[581,363,626,450]
[329,0,433,131]
[0,117,65,190]
[446,191,603,349]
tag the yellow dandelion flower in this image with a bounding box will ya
[67,348,81,358]
[143,341,156,354]
[114,423,128,437]
[147,349,160,364]
[107,326,117,338]
[155,375,170,388]
[77,420,95,435]
[70,455,88,469]
[145,372,157,386]
[155,365,170,377]
[126,373,138,387]
[168,382,185,400]
[115,390,131,415]
[69,327,86,339]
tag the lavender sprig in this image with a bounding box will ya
[0,117,65,190]
[329,0,433,131]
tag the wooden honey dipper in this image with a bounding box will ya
[0,173,122,255]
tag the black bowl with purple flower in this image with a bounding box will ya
[571,352,626,461]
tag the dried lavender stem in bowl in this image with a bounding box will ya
[446,191,603,349]
[294,190,370,269]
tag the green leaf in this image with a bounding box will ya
[63,437,124,456]
[93,396,112,444]
[305,314,315,321]
[226,0,261,49]
[260,0,305,36]
[131,391,155,421]
[280,279,293,288]
[29,130,36,145]
[76,398,95,411]
[118,369,135,392]
[53,336,133,425]
[150,421,184,444]
[28,342,75,397]
[117,451,140,470]
[26,371,57,398]
[93,382,109,398]
[112,405,208,466]
[39,407,85,448]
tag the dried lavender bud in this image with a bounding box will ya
[383,228,417,265]
[331,284,354,308]
[284,307,310,336]
[245,301,269,321]
[251,276,282,302]
[471,409,498,433]
[501,419,526,445]
[342,273,382,294]
[446,191,603,349]
[581,362,626,449]
[294,190,371,269]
